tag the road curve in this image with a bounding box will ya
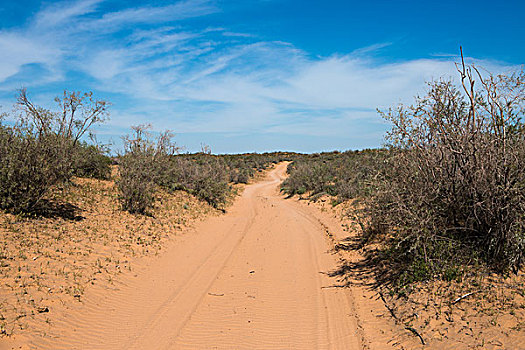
[27,163,374,349]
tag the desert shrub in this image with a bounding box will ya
[159,155,231,209]
[221,152,293,184]
[229,168,252,184]
[0,125,71,212]
[281,160,321,196]
[333,150,387,200]
[281,150,386,200]
[368,60,525,279]
[117,126,176,214]
[118,153,155,215]
[156,152,294,208]
[189,162,230,208]
[0,90,108,213]
[71,142,111,180]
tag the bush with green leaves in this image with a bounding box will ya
[159,156,231,209]
[119,140,293,213]
[117,126,176,214]
[0,125,70,213]
[185,160,230,209]
[367,60,525,280]
[158,152,294,209]
[71,142,112,180]
[0,89,108,214]
[219,152,293,184]
[281,150,386,201]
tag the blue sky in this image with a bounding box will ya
[0,0,523,153]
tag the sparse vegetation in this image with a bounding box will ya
[0,174,213,337]
[1,50,523,349]
[160,152,292,209]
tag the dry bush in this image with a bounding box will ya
[220,153,289,184]
[368,55,525,282]
[117,126,177,214]
[229,168,251,184]
[185,160,230,209]
[0,126,70,213]
[121,142,288,212]
[0,90,108,214]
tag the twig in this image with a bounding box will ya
[379,291,426,345]
[378,291,398,320]
[453,291,476,304]
[405,326,426,345]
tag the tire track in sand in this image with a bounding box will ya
[23,163,397,350]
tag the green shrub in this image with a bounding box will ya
[0,125,71,212]
[157,152,295,209]
[117,126,175,214]
[368,61,525,277]
[160,156,230,209]
[0,89,108,214]
[122,149,293,212]
[72,143,111,180]
[281,150,386,200]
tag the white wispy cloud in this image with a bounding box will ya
[0,0,217,84]
[80,0,217,32]
[0,32,59,82]
[33,0,103,29]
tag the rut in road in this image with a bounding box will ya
[27,163,399,350]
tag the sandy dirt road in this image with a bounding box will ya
[19,163,403,350]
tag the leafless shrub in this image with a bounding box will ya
[17,89,109,145]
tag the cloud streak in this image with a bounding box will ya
[33,0,103,29]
